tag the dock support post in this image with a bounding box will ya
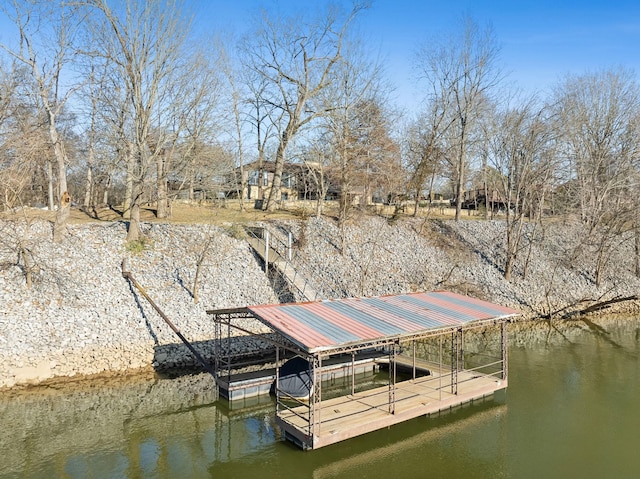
[439,335,443,401]
[388,342,397,414]
[351,352,355,395]
[412,340,416,380]
[309,355,322,448]
[275,346,280,415]
[501,321,508,380]
[450,330,460,395]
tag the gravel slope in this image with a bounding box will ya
[2,215,638,388]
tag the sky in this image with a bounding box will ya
[193,0,640,111]
[0,0,638,113]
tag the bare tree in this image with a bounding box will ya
[553,69,640,286]
[486,98,557,280]
[316,34,386,228]
[219,45,251,210]
[240,69,281,204]
[242,3,368,212]
[415,15,502,221]
[1,0,85,241]
[88,0,194,241]
[301,138,332,216]
[404,98,448,217]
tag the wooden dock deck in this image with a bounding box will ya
[277,369,506,450]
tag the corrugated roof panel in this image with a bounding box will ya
[281,305,360,344]
[340,298,426,333]
[247,291,519,353]
[398,294,485,322]
[298,302,380,341]
[433,291,518,316]
[248,305,336,350]
[360,297,448,330]
[377,295,466,326]
[323,301,407,337]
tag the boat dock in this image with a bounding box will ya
[208,291,519,450]
[278,359,505,449]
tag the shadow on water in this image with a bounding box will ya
[150,333,277,380]
[538,315,640,361]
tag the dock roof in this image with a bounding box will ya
[247,291,519,354]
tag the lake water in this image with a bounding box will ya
[1,317,639,479]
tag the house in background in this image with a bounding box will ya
[227,159,406,208]
[229,161,326,204]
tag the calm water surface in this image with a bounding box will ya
[1,317,639,479]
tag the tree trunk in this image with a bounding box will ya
[51,120,70,243]
[103,172,112,206]
[126,180,142,242]
[126,152,143,242]
[46,160,54,211]
[83,162,93,210]
[454,128,466,222]
[265,135,287,211]
[123,150,134,219]
[156,155,168,219]
[504,227,513,281]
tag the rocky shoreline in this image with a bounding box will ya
[2,214,639,389]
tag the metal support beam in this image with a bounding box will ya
[450,329,460,395]
[439,335,443,401]
[275,346,280,415]
[501,320,508,380]
[412,340,416,380]
[351,352,355,395]
[388,342,397,414]
[309,355,322,447]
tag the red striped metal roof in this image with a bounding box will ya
[248,291,519,353]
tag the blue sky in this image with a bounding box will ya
[1,1,637,112]
[194,0,640,110]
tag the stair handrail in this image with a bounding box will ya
[244,225,324,302]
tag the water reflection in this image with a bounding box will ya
[1,316,639,479]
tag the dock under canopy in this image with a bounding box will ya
[208,291,519,450]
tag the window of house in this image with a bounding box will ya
[282,172,296,188]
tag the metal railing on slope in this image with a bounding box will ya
[121,259,218,381]
[245,225,324,302]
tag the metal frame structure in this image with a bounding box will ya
[208,302,513,450]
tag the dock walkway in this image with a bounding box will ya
[277,369,505,449]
